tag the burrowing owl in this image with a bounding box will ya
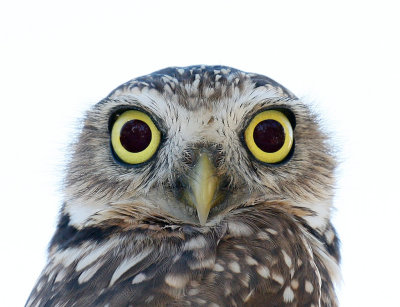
[26,65,340,306]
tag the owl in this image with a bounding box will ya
[26,65,340,307]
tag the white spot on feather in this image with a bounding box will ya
[281,250,292,268]
[78,260,104,284]
[52,245,88,268]
[245,255,258,266]
[109,248,152,287]
[256,265,270,278]
[76,240,117,271]
[228,261,241,273]
[213,263,224,272]
[305,280,314,293]
[283,286,295,303]
[325,229,335,244]
[244,290,254,302]
[132,273,146,284]
[184,236,207,250]
[227,221,252,237]
[188,288,199,296]
[54,269,67,283]
[297,259,303,267]
[256,231,270,240]
[194,298,206,305]
[165,274,189,288]
[291,279,299,289]
[272,273,284,285]
[189,257,215,270]
[36,280,45,292]
[266,228,278,235]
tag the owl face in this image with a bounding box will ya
[64,66,335,231]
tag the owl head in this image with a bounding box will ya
[62,65,335,232]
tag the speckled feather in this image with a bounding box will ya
[26,65,340,307]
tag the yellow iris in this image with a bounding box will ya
[111,110,161,164]
[244,110,293,164]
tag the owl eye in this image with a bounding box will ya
[111,110,161,164]
[244,110,293,164]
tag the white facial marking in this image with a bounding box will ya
[303,200,331,229]
[109,248,152,287]
[64,199,107,228]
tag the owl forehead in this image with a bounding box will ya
[108,65,295,110]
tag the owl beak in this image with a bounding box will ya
[185,152,220,225]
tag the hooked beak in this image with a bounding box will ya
[181,152,222,225]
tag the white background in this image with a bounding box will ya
[1,1,399,306]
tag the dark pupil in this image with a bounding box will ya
[253,120,285,153]
[120,120,152,153]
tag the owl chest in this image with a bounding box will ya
[101,226,323,306]
[169,229,322,306]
